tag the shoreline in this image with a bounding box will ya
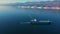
[17,6,60,10]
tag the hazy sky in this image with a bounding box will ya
[0,0,53,4]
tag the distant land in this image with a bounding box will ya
[0,1,60,9]
[16,1,60,9]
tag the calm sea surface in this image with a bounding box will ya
[0,6,60,34]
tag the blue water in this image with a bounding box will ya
[0,6,60,34]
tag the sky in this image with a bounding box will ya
[0,0,54,4]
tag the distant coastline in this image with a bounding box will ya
[0,1,60,10]
[16,1,60,10]
[17,6,60,10]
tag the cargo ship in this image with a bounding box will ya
[20,19,52,25]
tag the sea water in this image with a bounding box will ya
[0,6,60,34]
